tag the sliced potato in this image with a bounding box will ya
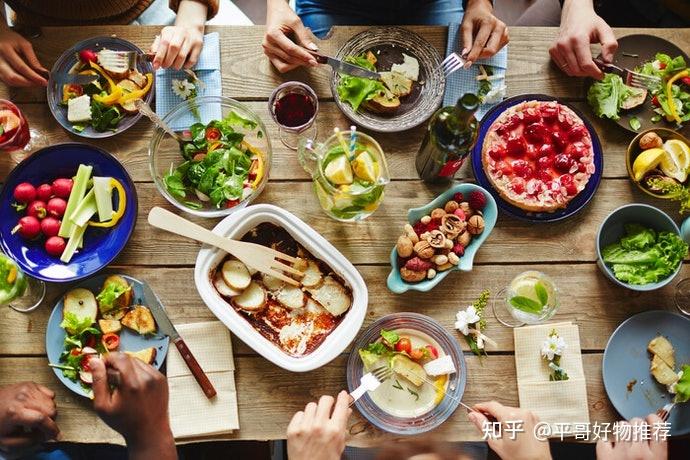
[126,70,148,88]
[98,319,122,335]
[122,305,156,335]
[648,336,675,369]
[116,79,139,114]
[275,285,306,310]
[301,260,323,288]
[213,271,241,297]
[261,272,285,291]
[125,347,157,365]
[63,288,98,331]
[222,259,252,290]
[97,50,129,79]
[651,354,679,385]
[306,276,351,317]
[231,281,267,312]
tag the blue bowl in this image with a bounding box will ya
[471,94,603,222]
[387,183,497,293]
[47,36,154,139]
[596,204,681,291]
[0,143,138,283]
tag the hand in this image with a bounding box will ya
[549,0,617,79]
[596,415,668,460]
[0,382,59,453]
[91,354,176,460]
[150,0,207,70]
[468,401,551,460]
[264,0,318,73]
[286,391,351,460]
[461,0,509,65]
[0,27,48,87]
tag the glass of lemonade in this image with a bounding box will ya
[0,253,45,313]
[493,270,559,327]
[298,130,390,221]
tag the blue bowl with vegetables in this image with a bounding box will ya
[149,96,272,218]
[596,204,687,291]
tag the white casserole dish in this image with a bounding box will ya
[194,204,368,372]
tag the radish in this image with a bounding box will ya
[78,49,98,64]
[45,236,66,257]
[40,217,61,237]
[36,183,53,202]
[52,178,73,198]
[26,200,47,219]
[47,197,67,218]
[13,182,36,203]
[12,216,41,239]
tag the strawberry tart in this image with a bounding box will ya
[481,100,596,213]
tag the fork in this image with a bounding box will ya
[134,99,191,143]
[436,52,466,77]
[656,402,676,422]
[97,50,154,71]
[349,366,391,405]
[593,58,662,90]
[147,207,303,286]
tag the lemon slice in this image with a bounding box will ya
[632,148,667,182]
[324,154,353,185]
[662,139,690,183]
[351,150,379,183]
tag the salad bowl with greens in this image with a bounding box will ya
[149,96,271,217]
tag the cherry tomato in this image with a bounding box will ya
[70,348,81,356]
[659,62,667,70]
[394,337,412,354]
[651,95,659,107]
[102,332,120,351]
[409,348,425,361]
[62,84,83,102]
[205,127,221,141]
[425,344,439,359]
[225,199,240,208]
[681,77,690,86]
[80,354,93,371]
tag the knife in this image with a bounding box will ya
[142,283,217,399]
[307,50,380,79]
[54,74,99,85]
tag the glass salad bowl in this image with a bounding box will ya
[149,96,272,218]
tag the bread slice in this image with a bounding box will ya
[232,281,267,312]
[125,347,157,365]
[306,276,351,316]
[63,288,98,330]
[122,306,157,335]
[365,51,377,67]
[97,275,133,313]
[651,354,680,385]
[380,71,413,98]
[98,319,122,335]
[363,90,401,114]
[648,336,675,369]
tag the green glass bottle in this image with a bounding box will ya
[415,93,480,183]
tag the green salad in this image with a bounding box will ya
[675,364,690,403]
[602,223,688,285]
[337,55,385,111]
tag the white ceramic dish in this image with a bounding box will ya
[194,204,368,372]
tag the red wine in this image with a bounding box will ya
[274,93,315,128]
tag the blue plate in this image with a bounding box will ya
[46,274,169,398]
[47,36,154,139]
[603,310,690,436]
[0,143,137,283]
[471,94,604,222]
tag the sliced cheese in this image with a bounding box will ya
[423,355,456,377]
[67,94,92,123]
[390,53,420,81]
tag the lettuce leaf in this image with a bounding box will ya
[96,283,129,313]
[587,73,632,120]
[59,312,94,336]
[337,75,383,111]
[380,329,400,345]
[675,364,690,403]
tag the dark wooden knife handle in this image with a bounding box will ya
[174,338,217,399]
[304,49,328,64]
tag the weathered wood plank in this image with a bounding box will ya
[0,354,615,445]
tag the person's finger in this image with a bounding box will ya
[9,408,60,440]
[473,401,510,422]
[262,41,297,67]
[595,439,614,457]
[331,391,351,427]
[466,21,494,64]
[17,40,48,73]
[287,410,304,434]
[303,401,317,424]
[130,356,161,381]
[172,36,192,70]
[557,39,583,77]
[481,23,507,58]
[34,384,55,400]
[291,22,318,51]
[265,51,301,73]
[460,20,474,62]
[0,61,33,87]
[596,23,618,63]
[5,47,47,86]
[265,29,317,66]
[153,28,174,70]
[184,38,203,69]
[104,353,138,389]
[467,409,490,433]
[645,413,667,456]
[315,395,335,422]
[149,35,161,54]
[572,37,603,79]
[90,358,113,413]
[161,28,186,69]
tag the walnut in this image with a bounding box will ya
[441,214,465,239]
[467,215,485,235]
[400,267,426,283]
[403,224,419,244]
[426,230,446,248]
[448,252,460,265]
[405,257,433,272]
[444,200,459,213]
[430,208,446,220]
[457,230,471,248]
[433,254,449,266]
[427,268,437,279]
[397,235,414,258]
[413,240,435,259]
[639,132,663,150]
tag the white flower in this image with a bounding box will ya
[172,78,195,100]
[541,333,567,361]
[455,305,480,336]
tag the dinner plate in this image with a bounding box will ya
[46,274,170,398]
[0,143,138,282]
[470,94,604,223]
[586,34,689,136]
[602,310,690,436]
[346,313,466,435]
[47,36,154,139]
[330,27,444,133]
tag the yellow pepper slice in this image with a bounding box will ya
[242,141,266,188]
[88,179,126,228]
[7,266,17,284]
[89,61,123,106]
[666,69,689,124]
[117,73,153,104]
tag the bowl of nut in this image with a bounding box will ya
[387,183,497,293]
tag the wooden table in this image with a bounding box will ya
[1,25,689,447]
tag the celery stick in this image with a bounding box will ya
[60,224,88,263]
[58,164,93,237]
[70,188,98,227]
[92,177,113,222]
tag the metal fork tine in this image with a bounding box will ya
[270,259,304,277]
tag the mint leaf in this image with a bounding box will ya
[535,282,548,306]
[509,296,543,314]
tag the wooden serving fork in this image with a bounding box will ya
[148,207,303,286]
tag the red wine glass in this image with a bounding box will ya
[268,82,318,150]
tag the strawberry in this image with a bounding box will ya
[468,191,487,210]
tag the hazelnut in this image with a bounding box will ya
[433,254,449,266]
[397,235,414,258]
[426,230,447,248]
[437,262,453,271]
[459,202,474,218]
[403,224,419,244]
[467,215,485,235]
[448,252,460,265]
[400,267,426,283]
[444,238,454,249]
[413,240,435,259]
[638,132,663,150]
[457,230,471,248]
[427,268,437,279]
[444,200,459,213]
[421,215,432,224]
[430,208,446,220]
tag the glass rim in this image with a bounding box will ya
[268,81,319,132]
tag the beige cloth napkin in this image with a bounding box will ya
[513,322,589,437]
[167,321,239,439]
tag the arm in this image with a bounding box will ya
[151,0,210,70]
[460,0,508,65]
[549,0,617,79]
[263,0,318,73]
[0,15,47,87]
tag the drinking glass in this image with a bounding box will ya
[0,99,46,163]
[0,253,45,313]
[268,81,318,150]
[493,270,559,327]
[674,278,690,316]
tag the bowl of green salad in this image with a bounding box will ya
[596,204,688,291]
[149,96,272,218]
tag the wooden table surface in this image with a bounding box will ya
[1,25,689,447]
